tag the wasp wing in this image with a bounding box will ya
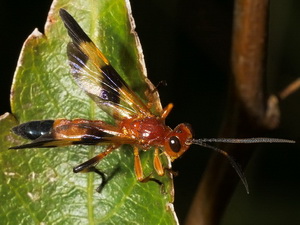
[9,135,130,149]
[59,9,152,120]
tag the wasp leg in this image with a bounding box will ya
[165,168,178,177]
[151,80,167,94]
[133,146,163,188]
[153,148,164,176]
[73,145,117,192]
[133,146,144,181]
[161,103,173,120]
[79,166,106,192]
[153,148,178,178]
[153,148,173,193]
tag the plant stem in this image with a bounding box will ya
[185,0,274,224]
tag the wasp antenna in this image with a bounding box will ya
[194,137,295,144]
[189,139,249,194]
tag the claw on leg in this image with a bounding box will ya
[133,146,165,192]
[73,145,117,192]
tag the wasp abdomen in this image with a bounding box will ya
[12,120,54,140]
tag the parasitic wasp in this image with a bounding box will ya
[10,9,294,193]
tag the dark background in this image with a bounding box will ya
[1,0,299,224]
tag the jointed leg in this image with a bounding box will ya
[83,166,107,192]
[153,148,164,176]
[133,146,163,186]
[161,103,173,120]
[133,146,144,182]
[154,148,177,178]
[73,145,117,192]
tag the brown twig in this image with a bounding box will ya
[185,0,276,224]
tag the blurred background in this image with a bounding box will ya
[0,0,299,224]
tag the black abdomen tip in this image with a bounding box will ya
[12,120,54,140]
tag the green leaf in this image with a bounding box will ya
[0,0,177,224]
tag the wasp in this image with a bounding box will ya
[10,9,294,193]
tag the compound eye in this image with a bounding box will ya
[169,136,181,153]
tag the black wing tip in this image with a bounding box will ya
[9,146,20,150]
[59,8,92,44]
[59,8,68,17]
[9,143,38,150]
[59,8,74,23]
[9,145,38,150]
[9,138,57,150]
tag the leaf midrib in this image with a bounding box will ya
[87,2,102,223]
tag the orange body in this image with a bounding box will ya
[10,9,294,193]
[45,104,193,182]
[120,116,172,148]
